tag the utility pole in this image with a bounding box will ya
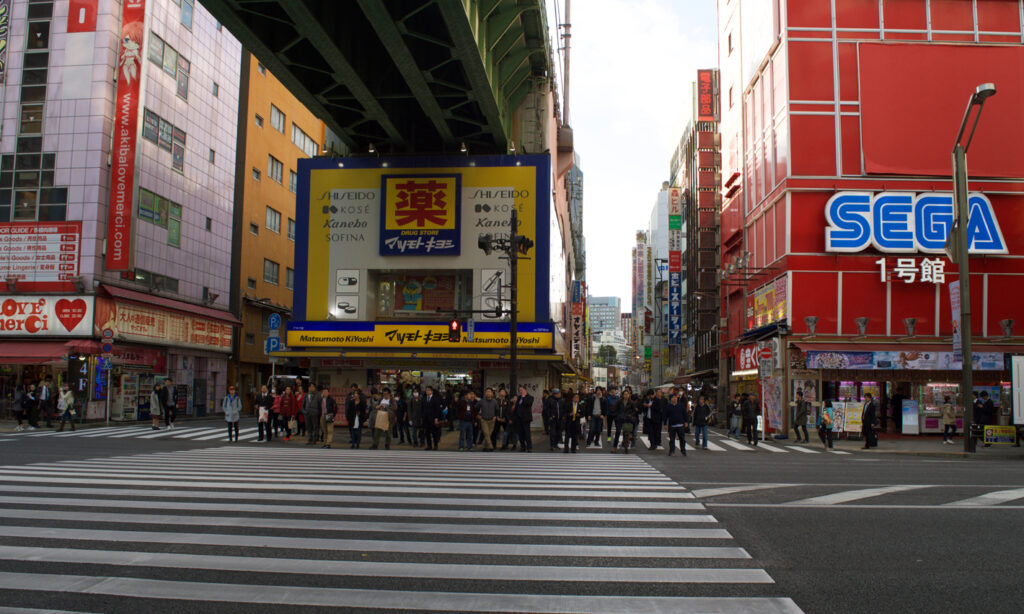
[509,207,519,397]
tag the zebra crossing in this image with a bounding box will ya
[638,434,853,455]
[0,446,803,613]
[4,424,261,443]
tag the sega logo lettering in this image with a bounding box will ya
[825,191,1007,254]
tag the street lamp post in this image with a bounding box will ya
[951,83,996,453]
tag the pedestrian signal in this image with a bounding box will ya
[448,319,461,342]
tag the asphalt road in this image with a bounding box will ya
[0,424,1021,613]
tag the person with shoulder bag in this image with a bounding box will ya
[255,385,273,442]
[793,391,810,443]
[369,388,397,450]
[320,387,339,449]
[56,383,76,432]
[818,400,835,450]
[149,382,164,431]
[222,384,242,442]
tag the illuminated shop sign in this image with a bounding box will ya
[825,191,1006,254]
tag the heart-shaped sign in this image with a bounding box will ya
[55,298,88,332]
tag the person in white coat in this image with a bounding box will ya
[223,385,242,442]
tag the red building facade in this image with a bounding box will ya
[718,0,1024,436]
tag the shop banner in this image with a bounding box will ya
[286,321,553,350]
[0,222,82,291]
[0,0,10,84]
[983,425,1017,445]
[831,402,848,433]
[0,295,93,336]
[380,174,460,256]
[1013,356,1024,425]
[949,280,962,362]
[736,344,761,371]
[762,374,784,431]
[806,350,1003,371]
[902,399,920,435]
[106,0,146,271]
[95,297,233,352]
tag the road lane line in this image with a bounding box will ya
[786,485,928,506]
[945,488,1024,507]
[0,573,803,613]
[0,527,750,558]
[0,486,704,510]
[692,484,795,499]
[0,545,770,584]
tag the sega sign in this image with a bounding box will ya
[825,192,1007,254]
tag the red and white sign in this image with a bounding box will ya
[67,0,99,32]
[0,222,82,291]
[95,297,233,352]
[105,0,146,271]
[0,295,94,337]
[737,344,761,371]
[669,250,682,272]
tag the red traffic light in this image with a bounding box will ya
[448,319,461,342]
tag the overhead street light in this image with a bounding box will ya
[951,82,996,453]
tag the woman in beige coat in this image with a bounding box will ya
[940,396,957,444]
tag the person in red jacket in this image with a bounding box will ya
[279,386,297,441]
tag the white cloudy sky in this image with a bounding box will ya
[547,0,718,309]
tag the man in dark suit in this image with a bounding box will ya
[545,389,566,451]
[514,384,534,452]
[861,392,878,449]
[420,386,442,450]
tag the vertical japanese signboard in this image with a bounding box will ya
[105,0,146,271]
[570,280,584,361]
[697,69,719,122]
[0,0,10,83]
[668,188,683,346]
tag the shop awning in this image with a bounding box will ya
[740,321,787,342]
[0,340,75,364]
[101,284,241,326]
[794,342,1024,353]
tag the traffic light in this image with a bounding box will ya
[514,235,534,255]
[448,318,461,342]
[477,233,493,255]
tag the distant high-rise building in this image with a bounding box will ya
[587,296,620,334]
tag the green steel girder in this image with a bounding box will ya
[201,0,550,153]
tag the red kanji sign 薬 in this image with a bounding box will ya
[381,174,461,256]
[394,180,449,227]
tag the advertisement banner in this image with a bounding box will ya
[983,425,1017,445]
[380,174,460,256]
[105,0,146,271]
[844,403,863,433]
[393,274,455,312]
[0,0,10,83]
[285,321,553,350]
[0,295,94,337]
[296,155,548,324]
[0,222,81,291]
[1013,356,1024,425]
[806,350,1003,371]
[737,344,760,371]
[949,280,962,361]
[95,297,233,352]
[697,69,718,122]
[831,402,848,433]
[762,374,784,431]
[902,399,920,435]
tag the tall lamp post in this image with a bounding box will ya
[951,83,996,453]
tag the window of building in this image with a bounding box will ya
[176,55,190,100]
[181,0,195,29]
[266,206,281,233]
[270,105,285,132]
[148,34,165,65]
[142,109,159,142]
[249,222,259,235]
[252,168,260,181]
[267,155,283,183]
[247,277,257,289]
[162,43,178,77]
[245,333,255,345]
[20,104,42,134]
[287,218,296,241]
[205,217,212,231]
[257,62,266,75]
[208,148,215,164]
[167,202,182,247]
[212,82,219,97]
[291,123,319,158]
[170,127,186,173]
[289,170,297,193]
[27,2,53,19]
[27,21,50,50]
[158,118,173,151]
[216,20,223,32]
[254,114,263,127]
[286,267,295,290]
[263,259,279,285]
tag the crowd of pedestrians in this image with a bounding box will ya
[225,380,757,456]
